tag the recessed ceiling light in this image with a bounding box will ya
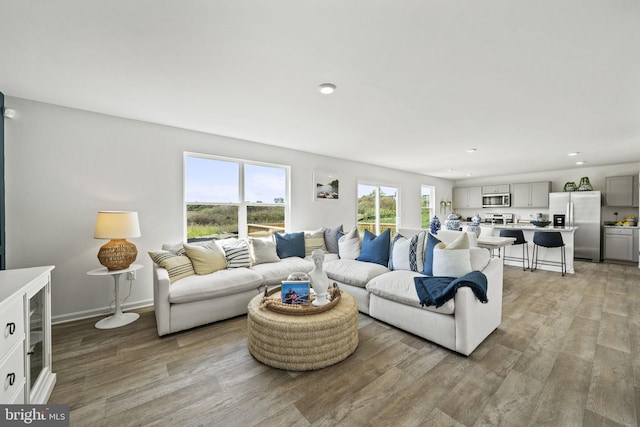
[446,169,454,172]
[466,148,477,153]
[466,173,473,177]
[568,152,579,156]
[576,161,586,165]
[318,83,336,94]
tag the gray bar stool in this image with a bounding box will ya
[499,229,529,270]
[532,231,566,276]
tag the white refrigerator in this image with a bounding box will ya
[548,191,602,262]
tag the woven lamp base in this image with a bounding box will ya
[98,239,138,271]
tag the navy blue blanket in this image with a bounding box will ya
[414,271,488,308]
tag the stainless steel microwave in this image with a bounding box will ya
[482,193,511,208]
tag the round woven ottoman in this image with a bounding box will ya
[247,291,359,371]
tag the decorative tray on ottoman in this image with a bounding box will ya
[259,284,341,315]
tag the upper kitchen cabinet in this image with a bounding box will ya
[453,186,482,209]
[511,181,551,208]
[482,184,510,194]
[605,175,635,207]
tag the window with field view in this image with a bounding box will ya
[421,185,435,228]
[357,183,398,236]
[185,155,288,241]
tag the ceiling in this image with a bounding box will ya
[1,1,639,179]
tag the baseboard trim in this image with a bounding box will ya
[52,299,153,325]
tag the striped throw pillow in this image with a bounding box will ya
[148,251,195,283]
[224,246,251,268]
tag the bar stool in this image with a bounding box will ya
[499,229,529,270]
[532,231,566,276]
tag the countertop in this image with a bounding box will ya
[498,225,578,232]
[482,224,579,232]
[603,225,639,229]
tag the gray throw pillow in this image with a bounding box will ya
[324,224,343,254]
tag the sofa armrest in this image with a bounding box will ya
[153,264,172,336]
[454,257,503,355]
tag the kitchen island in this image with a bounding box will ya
[481,224,578,274]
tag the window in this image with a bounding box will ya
[357,183,398,236]
[185,154,288,241]
[421,185,435,228]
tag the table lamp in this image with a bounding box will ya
[94,211,141,270]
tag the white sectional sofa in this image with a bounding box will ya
[151,228,502,356]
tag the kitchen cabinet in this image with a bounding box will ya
[0,266,56,404]
[633,175,639,208]
[511,181,551,208]
[453,186,482,209]
[604,227,634,261]
[605,175,634,207]
[482,184,510,194]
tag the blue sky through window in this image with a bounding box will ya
[185,156,286,204]
[245,164,286,204]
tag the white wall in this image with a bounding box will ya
[4,97,453,321]
[453,163,640,222]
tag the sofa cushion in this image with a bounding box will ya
[432,233,472,277]
[304,228,327,256]
[324,259,389,288]
[168,268,263,304]
[357,229,391,266]
[183,241,228,275]
[250,257,314,286]
[389,230,426,272]
[338,227,360,260]
[324,224,343,254]
[366,270,455,315]
[274,232,305,258]
[249,238,281,264]
[305,253,340,264]
[149,251,195,283]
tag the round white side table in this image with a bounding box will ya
[87,263,143,329]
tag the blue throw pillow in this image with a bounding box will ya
[422,232,442,276]
[357,229,391,266]
[274,232,305,258]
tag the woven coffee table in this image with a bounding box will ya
[247,291,359,371]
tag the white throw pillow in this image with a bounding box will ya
[338,227,361,260]
[435,230,478,248]
[249,238,280,265]
[432,233,472,277]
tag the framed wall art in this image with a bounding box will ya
[313,171,339,201]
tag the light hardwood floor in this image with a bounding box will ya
[50,261,640,426]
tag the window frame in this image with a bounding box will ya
[184,152,290,241]
[356,180,400,236]
[421,185,435,229]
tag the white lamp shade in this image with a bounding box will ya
[94,211,141,239]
